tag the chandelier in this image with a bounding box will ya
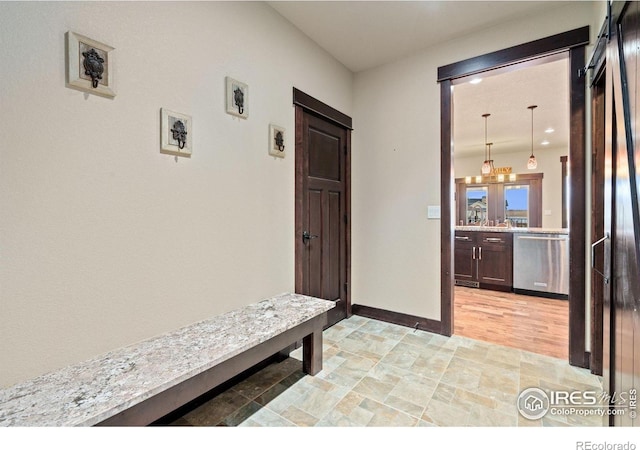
[527,105,538,170]
[481,113,494,176]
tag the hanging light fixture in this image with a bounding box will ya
[481,113,493,176]
[486,142,495,177]
[527,105,538,170]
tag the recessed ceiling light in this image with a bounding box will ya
[545,127,555,133]
[541,140,550,146]
[469,78,482,85]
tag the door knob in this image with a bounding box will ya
[302,231,318,243]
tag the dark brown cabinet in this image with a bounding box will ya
[454,232,476,284]
[476,232,513,289]
[454,231,513,291]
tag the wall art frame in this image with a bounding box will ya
[225,77,249,119]
[66,31,115,98]
[268,124,286,158]
[160,108,192,158]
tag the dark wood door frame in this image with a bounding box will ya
[590,64,606,376]
[438,26,591,368]
[293,88,353,319]
[586,7,609,379]
[561,155,569,228]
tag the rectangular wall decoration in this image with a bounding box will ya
[66,31,115,98]
[226,77,248,119]
[269,124,286,158]
[160,108,192,158]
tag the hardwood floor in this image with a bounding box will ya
[454,286,569,360]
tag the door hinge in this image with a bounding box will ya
[344,146,348,155]
[344,282,349,292]
[344,214,348,224]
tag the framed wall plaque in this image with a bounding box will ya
[161,108,192,158]
[66,31,115,98]
[225,77,248,119]
[269,124,286,158]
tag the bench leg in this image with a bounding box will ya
[302,330,322,375]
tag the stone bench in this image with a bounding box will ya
[0,293,334,426]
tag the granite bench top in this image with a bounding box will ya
[0,293,334,426]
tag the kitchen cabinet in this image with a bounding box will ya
[454,231,476,283]
[454,231,513,291]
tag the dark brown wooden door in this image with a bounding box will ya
[296,107,349,327]
[603,1,640,427]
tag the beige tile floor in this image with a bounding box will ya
[170,315,605,427]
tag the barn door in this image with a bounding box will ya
[602,1,640,427]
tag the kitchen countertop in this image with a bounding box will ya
[455,226,569,235]
[0,293,334,426]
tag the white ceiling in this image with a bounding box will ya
[453,55,569,157]
[268,1,574,73]
[268,1,572,159]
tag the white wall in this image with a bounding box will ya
[454,146,568,229]
[0,1,352,387]
[352,2,603,321]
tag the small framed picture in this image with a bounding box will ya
[160,108,192,157]
[66,31,115,98]
[226,77,248,119]
[269,124,286,158]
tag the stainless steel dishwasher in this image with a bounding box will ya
[513,233,569,297]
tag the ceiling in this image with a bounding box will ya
[268,1,572,161]
[268,1,575,73]
[453,55,569,158]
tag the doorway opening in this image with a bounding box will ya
[451,54,571,360]
[438,27,590,368]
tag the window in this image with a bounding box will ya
[455,173,543,227]
[465,186,488,224]
[504,184,530,227]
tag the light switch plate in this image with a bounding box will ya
[544,209,552,216]
[427,205,441,219]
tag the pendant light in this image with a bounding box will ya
[527,105,538,170]
[481,113,493,175]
